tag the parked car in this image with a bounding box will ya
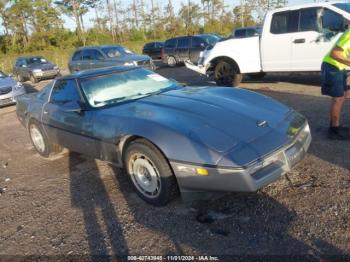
[186,1,350,86]
[162,34,222,67]
[230,26,262,38]
[16,66,311,206]
[142,41,164,59]
[13,56,60,84]
[0,70,26,107]
[68,45,154,73]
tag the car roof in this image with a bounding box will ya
[16,56,44,60]
[58,66,141,80]
[76,45,123,50]
[269,1,347,13]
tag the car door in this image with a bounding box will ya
[89,49,107,69]
[80,49,95,70]
[261,10,299,72]
[189,37,206,63]
[69,51,83,73]
[176,37,190,62]
[41,79,97,157]
[291,8,347,71]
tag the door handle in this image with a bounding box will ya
[293,38,306,44]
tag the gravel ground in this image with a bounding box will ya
[0,66,350,261]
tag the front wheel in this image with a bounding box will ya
[28,121,51,157]
[16,73,23,82]
[30,74,38,84]
[214,61,242,87]
[124,139,179,206]
[167,56,177,67]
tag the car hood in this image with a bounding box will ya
[108,54,150,62]
[100,86,303,166]
[0,77,17,88]
[28,63,55,70]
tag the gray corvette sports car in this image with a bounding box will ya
[16,66,311,205]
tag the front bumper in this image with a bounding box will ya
[0,89,26,107]
[171,123,312,194]
[33,69,60,79]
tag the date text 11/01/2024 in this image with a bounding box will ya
[127,255,219,261]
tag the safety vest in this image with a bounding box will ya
[323,29,350,70]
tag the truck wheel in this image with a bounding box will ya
[124,139,179,206]
[214,61,242,87]
[167,56,177,67]
[247,72,266,80]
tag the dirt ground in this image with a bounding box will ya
[0,66,350,261]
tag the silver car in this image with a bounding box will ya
[0,71,26,107]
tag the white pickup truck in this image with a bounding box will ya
[185,1,350,86]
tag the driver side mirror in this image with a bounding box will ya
[62,101,85,113]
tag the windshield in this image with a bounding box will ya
[101,46,134,58]
[201,35,222,45]
[80,68,179,107]
[27,57,48,65]
[333,3,350,13]
[0,71,7,78]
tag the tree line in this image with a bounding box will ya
[0,0,287,54]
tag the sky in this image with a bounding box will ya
[62,0,315,30]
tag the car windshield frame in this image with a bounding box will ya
[0,71,8,78]
[333,3,350,14]
[78,68,180,108]
[101,46,134,58]
[26,57,48,65]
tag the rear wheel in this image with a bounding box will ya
[214,60,242,87]
[124,139,179,206]
[167,56,177,67]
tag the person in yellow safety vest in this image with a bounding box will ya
[321,27,350,140]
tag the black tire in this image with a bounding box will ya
[214,60,242,87]
[16,73,23,82]
[124,139,179,206]
[247,72,266,80]
[30,74,38,84]
[28,120,51,158]
[167,56,177,67]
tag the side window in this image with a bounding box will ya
[322,9,344,33]
[191,37,205,48]
[37,81,54,101]
[72,51,82,61]
[165,38,177,48]
[270,11,299,34]
[177,37,189,48]
[299,8,320,32]
[82,49,94,60]
[92,49,104,60]
[246,29,256,37]
[50,79,81,105]
[235,29,246,38]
